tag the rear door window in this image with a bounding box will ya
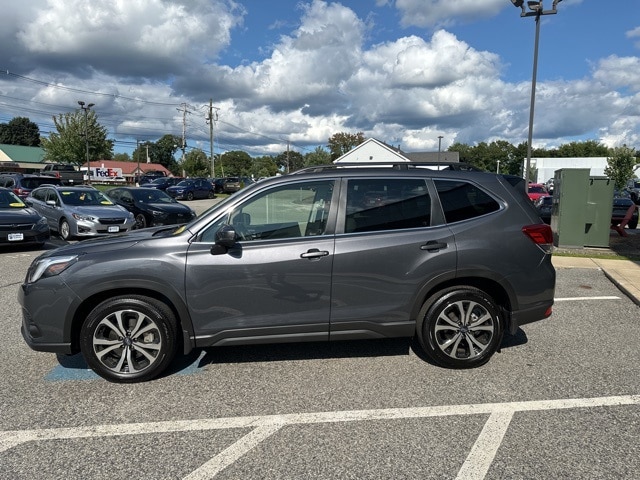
[344,178,430,233]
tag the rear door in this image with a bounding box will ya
[329,177,457,339]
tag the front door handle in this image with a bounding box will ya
[300,248,329,259]
[421,241,448,252]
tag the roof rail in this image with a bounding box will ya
[292,162,484,174]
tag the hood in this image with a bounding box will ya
[36,225,178,260]
[0,207,42,224]
[144,202,194,214]
[72,205,130,218]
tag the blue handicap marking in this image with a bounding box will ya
[45,350,207,381]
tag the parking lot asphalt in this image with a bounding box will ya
[553,255,640,306]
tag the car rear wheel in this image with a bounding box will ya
[134,213,147,229]
[80,295,177,383]
[59,219,72,241]
[417,287,503,369]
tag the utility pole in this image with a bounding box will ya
[136,139,140,185]
[206,99,219,177]
[78,100,94,184]
[177,103,188,164]
[286,141,290,173]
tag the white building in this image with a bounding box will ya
[531,157,609,184]
[334,138,459,164]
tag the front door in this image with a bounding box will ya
[185,179,337,346]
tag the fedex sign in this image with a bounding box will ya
[90,167,123,180]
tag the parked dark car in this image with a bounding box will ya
[0,173,62,199]
[20,162,555,382]
[0,187,49,246]
[166,178,215,200]
[612,197,638,230]
[105,187,196,229]
[535,195,553,224]
[223,176,254,194]
[139,177,184,191]
[136,172,166,185]
[211,177,226,194]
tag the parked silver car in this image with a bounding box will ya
[25,185,135,240]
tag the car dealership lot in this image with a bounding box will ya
[1,241,640,478]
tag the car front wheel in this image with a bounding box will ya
[417,287,503,369]
[186,192,194,201]
[59,219,72,241]
[80,295,177,383]
[134,213,147,229]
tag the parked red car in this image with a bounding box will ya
[527,183,548,202]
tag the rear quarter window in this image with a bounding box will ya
[434,179,500,223]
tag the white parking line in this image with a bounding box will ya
[554,296,620,301]
[1,395,638,479]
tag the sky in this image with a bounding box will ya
[0,0,638,159]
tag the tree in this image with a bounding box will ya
[182,149,210,177]
[605,145,637,190]
[113,152,131,162]
[327,132,365,160]
[41,110,113,166]
[275,150,304,172]
[557,140,609,157]
[218,150,252,176]
[0,117,41,146]
[132,135,181,174]
[251,155,279,178]
[304,146,332,167]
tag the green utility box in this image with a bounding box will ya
[550,169,614,248]
[584,176,614,247]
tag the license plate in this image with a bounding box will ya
[108,226,119,233]
[8,233,24,241]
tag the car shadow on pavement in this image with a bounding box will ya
[48,331,529,380]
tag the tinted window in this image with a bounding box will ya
[200,180,334,242]
[344,178,430,233]
[435,180,500,223]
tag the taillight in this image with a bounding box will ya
[522,224,553,250]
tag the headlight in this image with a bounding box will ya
[72,213,95,221]
[150,210,165,217]
[27,255,78,283]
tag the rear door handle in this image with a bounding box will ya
[300,248,330,259]
[421,241,448,252]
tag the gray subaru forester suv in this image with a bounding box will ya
[20,163,555,382]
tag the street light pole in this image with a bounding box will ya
[78,100,95,184]
[510,0,562,189]
[437,135,444,163]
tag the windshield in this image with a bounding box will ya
[132,189,176,203]
[150,178,167,184]
[176,180,194,187]
[60,189,114,206]
[0,189,26,208]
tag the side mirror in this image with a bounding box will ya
[210,225,237,255]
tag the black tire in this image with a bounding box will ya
[417,287,503,369]
[186,192,194,201]
[628,219,638,230]
[59,219,72,241]
[80,295,177,383]
[207,190,215,199]
[134,213,147,229]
